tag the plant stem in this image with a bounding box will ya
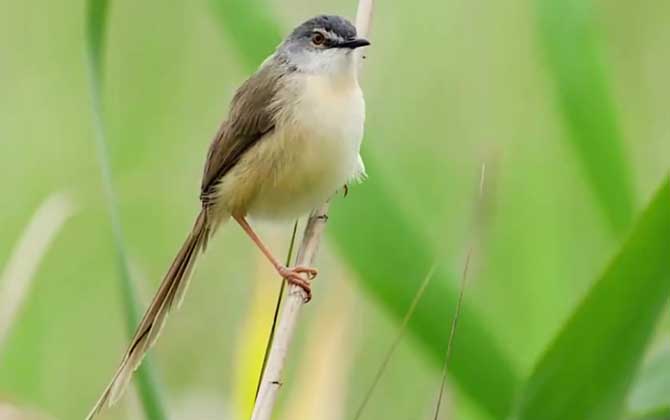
[0,193,75,349]
[352,263,438,420]
[250,204,330,420]
[85,1,167,418]
[254,220,299,401]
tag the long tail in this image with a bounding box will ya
[86,211,211,420]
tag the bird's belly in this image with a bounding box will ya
[247,83,364,220]
[247,127,359,220]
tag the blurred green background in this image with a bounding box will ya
[1,0,669,419]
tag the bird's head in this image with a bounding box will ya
[278,15,370,75]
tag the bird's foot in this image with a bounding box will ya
[278,265,318,302]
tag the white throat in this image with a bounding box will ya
[291,49,359,80]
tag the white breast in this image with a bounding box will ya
[246,72,366,220]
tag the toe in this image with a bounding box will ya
[293,266,318,279]
[285,274,312,302]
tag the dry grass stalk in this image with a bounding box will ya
[0,193,75,348]
[250,204,330,420]
[280,278,355,420]
[352,264,438,420]
[433,163,487,419]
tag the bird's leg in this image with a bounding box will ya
[233,215,317,302]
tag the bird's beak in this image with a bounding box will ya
[337,38,371,49]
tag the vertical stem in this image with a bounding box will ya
[255,220,299,401]
[251,205,330,420]
[84,1,167,418]
[0,194,75,349]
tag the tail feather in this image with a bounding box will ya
[86,211,210,420]
[174,220,210,310]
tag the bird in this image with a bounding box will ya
[86,14,370,419]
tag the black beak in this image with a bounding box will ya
[337,38,371,49]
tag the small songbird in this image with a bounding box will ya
[86,14,369,419]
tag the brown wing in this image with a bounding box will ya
[200,63,286,203]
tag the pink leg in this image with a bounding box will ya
[234,215,317,302]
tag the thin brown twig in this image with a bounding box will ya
[433,163,487,420]
[351,163,488,419]
[352,263,439,420]
[432,248,472,419]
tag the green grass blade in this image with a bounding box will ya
[513,178,670,420]
[329,156,520,419]
[627,407,670,420]
[627,350,670,420]
[0,194,76,349]
[85,1,167,419]
[537,0,635,233]
[209,0,282,69]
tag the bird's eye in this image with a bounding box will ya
[311,32,326,45]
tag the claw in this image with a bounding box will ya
[292,265,318,280]
[278,266,317,302]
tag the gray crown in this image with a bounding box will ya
[289,15,357,41]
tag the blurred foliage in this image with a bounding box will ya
[210,0,282,68]
[330,162,519,418]
[513,180,670,420]
[1,0,669,419]
[84,0,167,418]
[537,0,635,233]
[628,350,670,420]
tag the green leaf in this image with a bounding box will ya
[627,350,670,420]
[329,156,521,419]
[513,178,670,420]
[628,407,670,420]
[209,0,282,70]
[537,0,635,233]
[85,1,167,419]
